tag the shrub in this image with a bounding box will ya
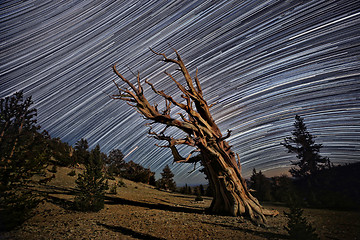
[109,183,117,194]
[117,178,126,187]
[195,195,203,201]
[49,165,57,173]
[67,170,76,177]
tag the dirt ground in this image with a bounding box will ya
[1,167,359,240]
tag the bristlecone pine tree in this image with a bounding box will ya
[157,164,176,191]
[74,144,107,212]
[281,115,331,178]
[111,48,278,224]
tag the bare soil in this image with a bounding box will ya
[1,167,359,240]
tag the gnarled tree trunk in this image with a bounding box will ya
[111,48,278,224]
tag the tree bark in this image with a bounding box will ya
[111,48,278,224]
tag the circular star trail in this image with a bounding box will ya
[1,0,359,185]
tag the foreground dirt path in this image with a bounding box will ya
[1,167,359,239]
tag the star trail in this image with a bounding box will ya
[1,0,359,185]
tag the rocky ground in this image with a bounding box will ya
[1,167,359,240]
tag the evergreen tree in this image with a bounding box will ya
[271,174,297,203]
[49,137,73,166]
[149,174,156,186]
[105,149,125,176]
[121,160,155,184]
[0,91,50,230]
[250,168,272,201]
[157,165,176,191]
[282,115,330,178]
[284,202,319,240]
[74,138,89,164]
[74,144,107,212]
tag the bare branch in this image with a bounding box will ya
[236,153,241,172]
[164,71,193,98]
[209,101,218,108]
[194,68,202,95]
[137,71,143,94]
[113,64,139,94]
[149,47,179,65]
[145,78,188,110]
[220,130,232,141]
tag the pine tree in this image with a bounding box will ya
[250,168,272,201]
[74,144,107,212]
[282,115,330,178]
[0,91,50,230]
[284,202,319,240]
[74,138,89,164]
[157,165,176,191]
[105,149,125,176]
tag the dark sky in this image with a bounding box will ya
[1,0,359,185]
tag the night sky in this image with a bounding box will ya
[1,0,359,185]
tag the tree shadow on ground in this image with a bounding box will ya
[45,195,75,210]
[153,197,205,210]
[33,185,78,210]
[35,185,79,195]
[97,222,166,240]
[202,221,289,239]
[105,195,205,214]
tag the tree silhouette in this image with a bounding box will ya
[74,138,89,164]
[111,48,278,223]
[105,149,125,176]
[250,168,272,202]
[157,164,176,191]
[74,144,107,212]
[284,202,319,240]
[282,115,330,178]
[120,160,155,184]
[0,91,50,230]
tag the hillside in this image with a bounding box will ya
[1,166,359,240]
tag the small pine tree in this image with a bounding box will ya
[282,115,330,178]
[284,203,319,240]
[157,165,176,191]
[74,144,107,212]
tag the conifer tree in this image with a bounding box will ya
[282,115,330,178]
[284,203,319,240]
[157,164,176,191]
[250,168,272,201]
[105,149,125,176]
[74,144,107,212]
[74,138,89,164]
[0,91,50,230]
